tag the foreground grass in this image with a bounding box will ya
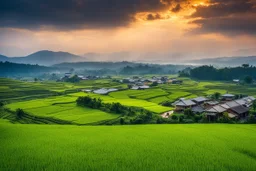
[0,121,256,171]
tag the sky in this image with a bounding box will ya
[0,0,256,61]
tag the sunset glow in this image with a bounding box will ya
[0,0,255,61]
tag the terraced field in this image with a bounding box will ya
[6,96,118,124]
[2,77,256,124]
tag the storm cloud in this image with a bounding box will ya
[0,0,182,30]
[189,0,256,35]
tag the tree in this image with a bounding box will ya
[184,108,193,117]
[213,92,221,100]
[16,108,25,119]
[242,64,249,68]
[253,100,256,112]
[0,101,4,107]
[120,118,125,125]
[244,76,253,84]
[151,82,158,87]
[34,78,38,82]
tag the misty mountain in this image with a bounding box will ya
[0,50,86,66]
[0,61,62,77]
[189,56,256,67]
[0,54,9,62]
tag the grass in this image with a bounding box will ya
[0,121,256,171]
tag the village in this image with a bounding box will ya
[166,94,256,121]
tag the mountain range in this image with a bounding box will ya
[1,50,256,66]
[0,50,86,66]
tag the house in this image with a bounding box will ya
[233,79,240,83]
[81,89,92,93]
[221,94,235,101]
[205,105,227,121]
[173,99,196,111]
[65,73,72,77]
[130,85,150,90]
[93,88,118,95]
[171,79,183,84]
[138,85,150,90]
[242,96,256,107]
[205,101,219,108]
[191,106,204,114]
[228,105,249,118]
[192,97,208,105]
[93,88,109,95]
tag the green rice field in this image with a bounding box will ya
[0,120,255,171]
[2,77,256,124]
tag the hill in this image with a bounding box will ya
[0,54,9,62]
[0,61,61,77]
[0,50,86,66]
[189,56,256,67]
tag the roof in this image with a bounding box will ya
[175,99,196,107]
[93,88,109,95]
[224,101,240,108]
[93,88,118,95]
[131,86,139,90]
[234,99,247,106]
[139,85,150,89]
[206,101,219,105]
[191,106,204,113]
[230,105,249,115]
[206,105,227,113]
[192,97,208,103]
[222,94,235,98]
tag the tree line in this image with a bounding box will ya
[182,65,256,82]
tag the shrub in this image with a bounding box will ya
[120,118,125,125]
[16,108,25,119]
[171,115,178,120]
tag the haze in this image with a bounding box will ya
[0,0,256,61]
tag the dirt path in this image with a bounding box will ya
[161,111,173,118]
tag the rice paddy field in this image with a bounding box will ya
[0,120,256,171]
[1,77,256,170]
[2,77,256,124]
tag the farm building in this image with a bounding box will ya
[171,79,183,84]
[192,97,209,105]
[131,85,150,90]
[93,88,118,95]
[221,94,235,101]
[173,99,196,111]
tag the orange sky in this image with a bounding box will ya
[0,0,255,61]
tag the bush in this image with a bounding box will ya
[171,115,178,120]
[120,118,125,125]
[161,101,172,107]
[16,108,25,119]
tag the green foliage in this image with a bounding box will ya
[253,101,256,112]
[212,92,221,100]
[244,76,253,84]
[151,82,158,87]
[189,65,256,81]
[16,108,25,119]
[184,108,193,117]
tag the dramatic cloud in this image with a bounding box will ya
[189,0,256,35]
[0,0,184,30]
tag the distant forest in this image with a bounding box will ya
[0,61,189,77]
[0,62,59,77]
[183,64,256,81]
